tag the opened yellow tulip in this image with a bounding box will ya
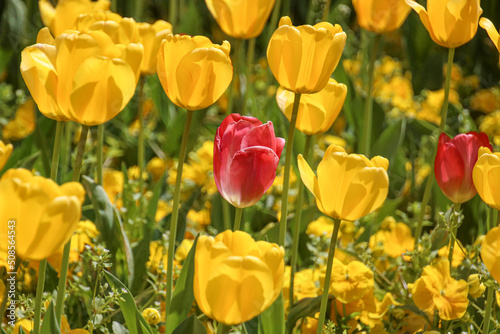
[0,169,85,261]
[194,230,284,325]
[353,0,411,33]
[482,226,500,283]
[405,0,482,48]
[472,147,500,210]
[20,28,143,125]
[276,78,347,135]
[137,21,173,75]
[298,145,389,221]
[480,17,500,62]
[0,141,13,171]
[39,0,110,37]
[157,34,233,110]
[267,17,346,94]
[76,11,140,45]
[205,0,276,39]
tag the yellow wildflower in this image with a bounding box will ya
[369,217,414,258]
[470,87,500,114]
[478,110,500,146]
[438,240,466,268]
[325,259,374,304]
[3,99,36,141]
[467,274,486,298]
[103,169,123,206]
[174,239,194,262]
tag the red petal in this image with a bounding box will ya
[435,141,466,202]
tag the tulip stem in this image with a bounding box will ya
[96,124,104,185]
[242,38,256,115]
[267,0,283,45]
[138,76,146,215]
[289,134,313,312]
[316,218,341,334]
[33,259,48,334]
[361,33,380,158]
[322,0,332,21]
[166,109,194,306]
[222,198,232,231]
[414,47,455,245]
[217,323,231,334]
[233,207,244,231]
[448,202,461,270]
[61,122,72,181]
[50,121,65,181]
[169,0,178,28]
[55,125,89,326]
[226,39,242,115]
[483,287,494,334]
[279,93,302,247]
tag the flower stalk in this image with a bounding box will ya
[448,202,461,269]
[233,207,243,231]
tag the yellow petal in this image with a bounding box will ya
[480,17,500,58]
[482,226,500,282]
[0,141,13,170]
[297,154,322,209]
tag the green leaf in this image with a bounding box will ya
[244,317,259,334]
[285,296,322,334]
[103,271,153,334]
[165,236,199,334]
[372,118,406,169]
[172,314,207,334]
[260,292,285,334]
[40,301,60,334]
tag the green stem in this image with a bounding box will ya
[483,287,494,334]
[217,323,231,334]
[361,34,380,158]
[33,259,47,334]
[226,39,242,115]
[222,198,231,231]
[322,0,332,21]
[267,0,283,44]
[61,122,72,182]
[242,38,256,115]
[135,0,143,20]
[55,125,89,325]
[96,124,104,185]
[414,48,455,245]
[169,0,177,28]
[448,202,461,269]
[289,134,312,312]
[138,76,146,214]
[279,93,302,247]
[233,207,243,231]
[166,109,194,306]
[50,121,65,181]
[316,218,342,334]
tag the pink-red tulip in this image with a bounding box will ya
[214,114,285,208]
[434,132,492,204]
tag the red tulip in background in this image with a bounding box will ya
[214,114,285,208]
[435,132,492,204]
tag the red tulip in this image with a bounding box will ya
[434,132,492,204]
[214,114,285,208]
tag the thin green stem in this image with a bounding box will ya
[448,202,461,269]
[483,287,494,334]
[322,0,332,21]
[135,0,143,20]
[33,260,47,334]
[226,39,242,115]
[316,218,342,334]
[50,121,65,181]
[217,322,231,334]
[138,76,146,214]
[169,0,177,28]
[96,124,104,185]
[166,109,194,306]
[279,93,302,247]
[222,198,231,231]
[61,122,72,181]
[55,125,89,325]
[361,34,380,158]
[414,48,455,245]
[289,134,313,312]
[242,38,256,115]
[267,0,283,44]
[233,207,243,231]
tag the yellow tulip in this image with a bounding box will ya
[0,141,13,171]
[405,0,482,48]
[157,34,233,110]
[473,147,500,210]
[76,11,140,46]
[39,0,110,37]
[194,230,284,325]
[480,17,500,62]
[481,226,500,283]
[20,28,143,125]
[137,20,173,75]
[205,0,276,39]
[267,17,346,94]
[298,144,389,221]
[352,0,411,33]
[276,79,347,135]
[0,169,85,261]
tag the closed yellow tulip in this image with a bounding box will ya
[157,34,233,110]
[267,16,346,94]
[20,28,143,125]
[473,147,500,210]
[194,230,284,325]
[0,141,13,171]
[0,169,85,261]
[276,78,347,135]
[137,21,173,75]
[205,0,276,39]
[39,0,110,37]
[482,226,500,283]
[353,0,411,33]
[405,0,482,48]
[298,145,389,221]
[76,11,140,46]
[480,17,500,62]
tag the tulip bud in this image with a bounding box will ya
[213,114,285,208]
[434,132,492,204]
[142,308,161,325]
[473,147,500,210]
[194,230,284,325]
[352,0,411,34]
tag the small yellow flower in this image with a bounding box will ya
[369,217,414,258]
[326,259,374,304]
[103,169,124,206]
[155,200,172,222]
[467,274,486,298]
[283,266,319,309]
[174,239,194,262]
[2,99,36,141]
[470,87,500,114]
[14,319,34,334]
[62,315,90,333]
[478,111,500,146]
[410,260,469,320]
[0,140,13,171]
[142,308,161,325]
[147,157,169,182]
[438,240,466,268]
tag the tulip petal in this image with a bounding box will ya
[241,122,277,152]
[405,0,437,43]
[39,0,56,32]
[480,17,500,59]
[482,227,500,282]
[473,153,500,210]
[297,154,324,212]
